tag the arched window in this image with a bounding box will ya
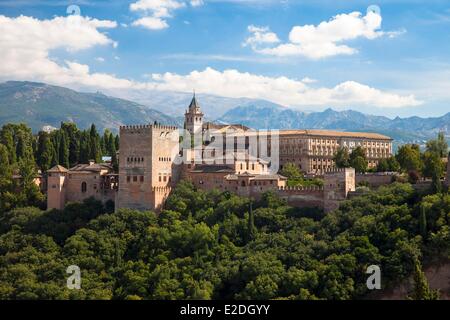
[81,182,87,193]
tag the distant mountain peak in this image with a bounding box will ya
[0,81,179,132]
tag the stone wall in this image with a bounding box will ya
[65,171,115,204]
[277,186,324,208]
[356,172,397,188]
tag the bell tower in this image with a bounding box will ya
[184,92,204,135]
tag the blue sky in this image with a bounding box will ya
[0,0,449,118]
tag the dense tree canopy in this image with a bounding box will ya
[0,180,448,300]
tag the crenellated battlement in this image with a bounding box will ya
[323,167,352,174]
[278,185,324,192]
[120,124,179,133]
[152,186,172,193]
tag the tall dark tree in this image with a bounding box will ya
[0,143,11,178]
[61,122,80,167]
[0,127,16,165]
[36,132,54,172]
[419,205,427,239]
[110,137,118,172]
[107,132,115,156]
[103,129,112,155]
[408,259,439,300]
[247,202,256,241]
[0,143,14,213]
[58,131,70,169]
[115,135,120,152]
[89,124,102,163]
[79,131,91,164]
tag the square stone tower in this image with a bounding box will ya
[117,124,179,211]
[323,167,356,213]
[47,165,68,210]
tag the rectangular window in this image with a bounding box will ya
[140,176,144,182]
[127,176,130,183]
[133,176,137,182]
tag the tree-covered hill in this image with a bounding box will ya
[0,81,178,132]
[0,181,448,300]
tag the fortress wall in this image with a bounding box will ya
[277,187,325,208]
[356,173,396,188]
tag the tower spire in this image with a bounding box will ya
[185,90,203,135]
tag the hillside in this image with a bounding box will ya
[0,81,178,132]
[1,81,449,147]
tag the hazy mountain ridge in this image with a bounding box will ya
[218,104,450,145]
[0,81,448,147]
[0,81,179,132]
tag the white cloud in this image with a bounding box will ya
[0,15,420,110]
[250,11,404,59]
[145,68,422,108]
[301,77,317,84]
[190,0,204,6]
[243,25,280,49]
[132,16,169,30]
[0,14,123,88]
[95,57,105,62]
[130,0,203,30]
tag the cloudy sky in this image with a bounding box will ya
[0,0,449,118]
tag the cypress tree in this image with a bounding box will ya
[115,135,119,152]
[15,133,25,161]
[419,205,427,240]
[103,129,111,155]
[110,137,118,172]
[51,131,60,165]
[16,131,34,163]
[79,131,90,164]
[0,143,11,178]
[61,122,80,167]
[248,202,256,241]
[107,132,115,156]
[59,131,70,169]
[408,259,439,300]
[89,124,101,163]
[36,132,54,172]
[0,127,16,165]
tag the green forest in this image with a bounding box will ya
[0,122,448,300]
[0,180,448,299]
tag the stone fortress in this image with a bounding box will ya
[47,94,396,213]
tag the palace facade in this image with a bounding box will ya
[47,95,393,212]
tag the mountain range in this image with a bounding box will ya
[0,81,448,147]
[218,104,450,146]
[0,81,177,132]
